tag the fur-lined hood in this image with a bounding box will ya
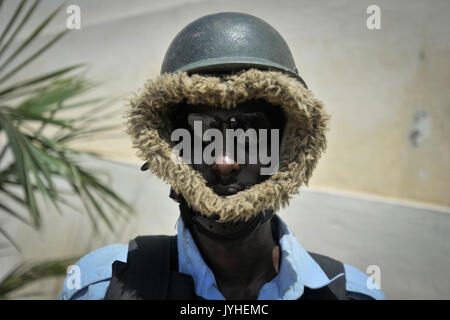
[125,68,330,223]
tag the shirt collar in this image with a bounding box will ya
[177,215,343,300]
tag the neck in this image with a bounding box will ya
[189,215,280,299]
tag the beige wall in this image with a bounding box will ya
[306,0,450,208]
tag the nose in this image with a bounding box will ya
[211,153,240,179]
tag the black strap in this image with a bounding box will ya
[179,196,273,242]
[104,235,196,300]
[299,252,347,300]
[105,234,350,300]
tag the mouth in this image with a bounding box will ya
[212,184,243,198]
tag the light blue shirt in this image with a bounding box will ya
[59,216,386,300]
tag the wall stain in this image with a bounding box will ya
[409,110,432,147]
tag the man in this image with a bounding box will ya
[59,12,385,300]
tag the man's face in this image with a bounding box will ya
[171,99,285,198]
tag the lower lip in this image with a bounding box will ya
[221,194,237,199]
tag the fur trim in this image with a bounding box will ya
[125,69,330,223]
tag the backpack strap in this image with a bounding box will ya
[104,235,196,300]
[104,234,350,300]
[299,252,347,300]
[270,215,348,300]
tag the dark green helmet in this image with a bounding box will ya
[161,12,308,88]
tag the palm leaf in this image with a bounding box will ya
[16,77,92,114]
[0,143,8,162]
[0,0,40,60]
[0,257,79,299]
[0,109,41,227]
[0,224,21,252]
[0,64,84,98]
[0,187,30,225]
[0,29,69,84]
[0,2,136,300]
[0,0,26,46]
[0,1,64,73]
[0,108,135,231]
[6,106,73,128]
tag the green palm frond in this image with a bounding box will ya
[0,1,136,299]
[0,80,134,234]
[0,257,79,299]
[0,1,68,83]
[0,0,38,60]
[0,0,135,246]
[0,64,85,99]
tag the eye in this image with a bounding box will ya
[232,112,269,130]
[187,113,218,139]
